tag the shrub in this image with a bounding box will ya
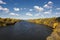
[53,23,58,28]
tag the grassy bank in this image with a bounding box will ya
[46,17,60,40]
[0,18,20,27]
[28,17,60,29]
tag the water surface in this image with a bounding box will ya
[0,21,53,40]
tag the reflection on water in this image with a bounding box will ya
[0,21,53,40]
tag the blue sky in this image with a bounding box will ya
[0,0,60,20]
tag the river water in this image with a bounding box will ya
[0,21,53,40]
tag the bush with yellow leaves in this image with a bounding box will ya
[53,22,58,28]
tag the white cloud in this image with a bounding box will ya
[21,8,23,10]
[34,6,44,12]
[44,11,50,14]
[56,12,60,14]
[13,7,20,11]
[43,1,53,9]
[24,8,26,9]
[56,8,60,10]
[10,13,15,15]
[10,13,19,16]
[41,15,45,18]
[44,4,51,9]
[48,1,53,5]
[44,9,52,14]
[15,14,19,16]
[29,9,33,11]
[35,13,40,16]
[0,6,9,13]
[35,14,45,18]
[26,12,33,16]
[0,6,3,10]
[3,8,9,12]
[0,0,6,4]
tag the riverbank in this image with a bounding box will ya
[0,18,20,27]
[27,17,60,29]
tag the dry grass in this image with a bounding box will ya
[28,17,60,29]
[0,18,20,27]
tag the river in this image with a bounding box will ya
[0,21,53,40]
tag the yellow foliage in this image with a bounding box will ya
[0,18,20,27]
[28,17,60,28]
[53,23,58,28]
[35,20,40,24]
